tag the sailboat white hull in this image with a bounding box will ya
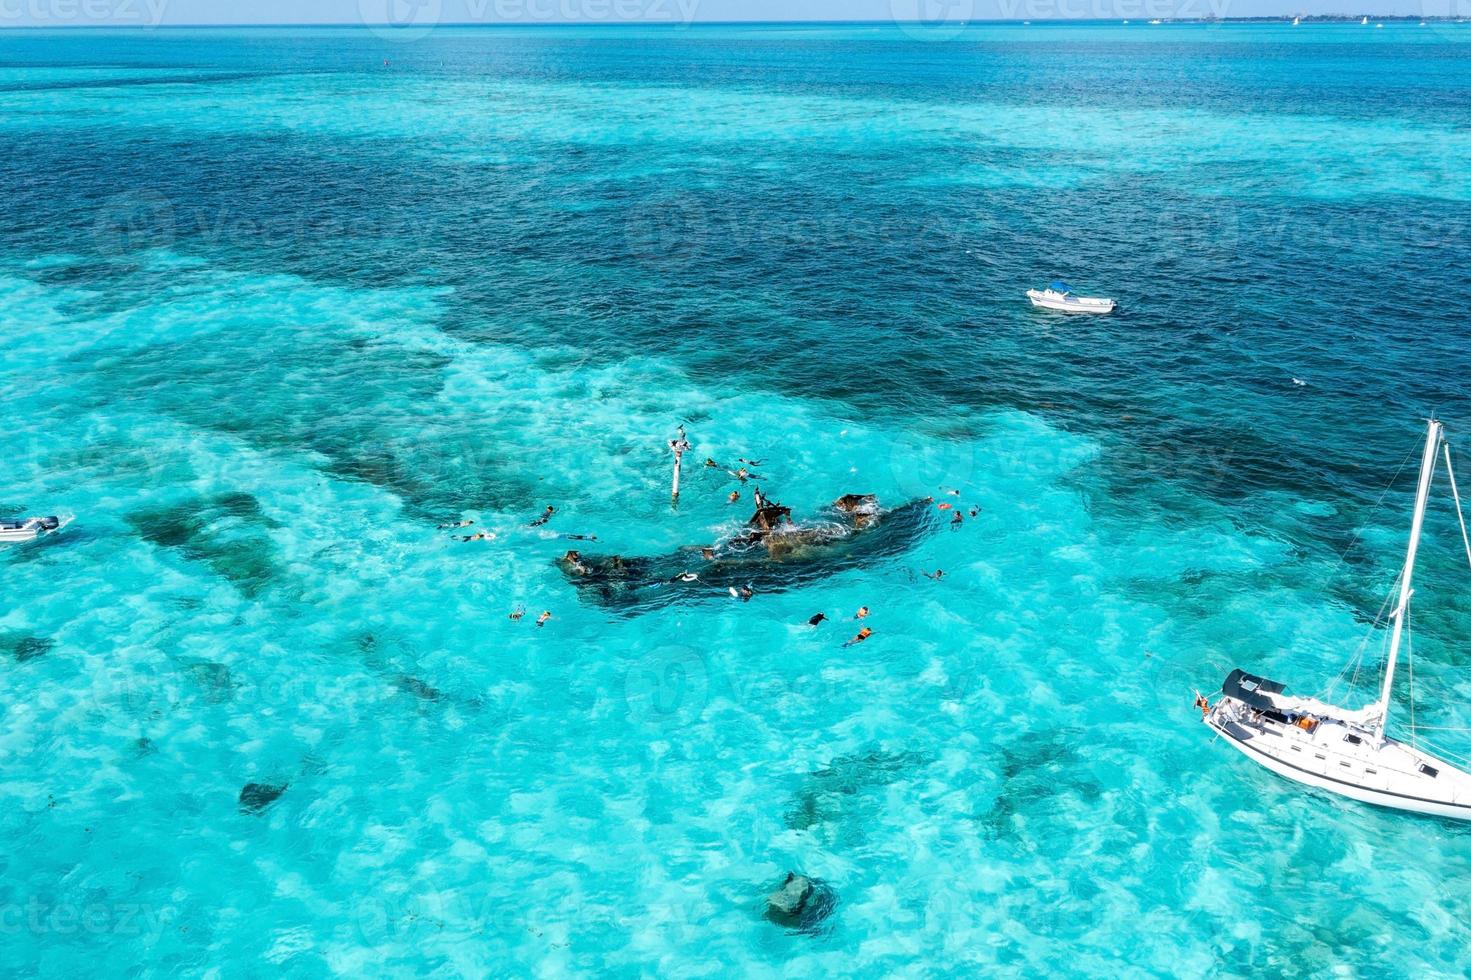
[1206,693,1471,821]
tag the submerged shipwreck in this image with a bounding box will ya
[558,489,936,614]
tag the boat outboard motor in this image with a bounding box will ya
[39,516,60,531]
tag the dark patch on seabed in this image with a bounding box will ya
[238,782,287,814]
[81,328,542,519]
[180,660,235,703]
[980,729,1103,844]
[0,632,54,663]
[784,749,928,847]
[127,491,285,597]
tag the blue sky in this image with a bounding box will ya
[0,0,1441,27]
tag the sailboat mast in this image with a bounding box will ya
[1375,419,1443,741]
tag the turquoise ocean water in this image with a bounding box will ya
[4,21,1471,975]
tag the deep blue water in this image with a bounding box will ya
[4,22,1471,975]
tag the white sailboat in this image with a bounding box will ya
[1292,15,1300,25]
[1361,15,1369,24]
[1201,420,1471,820]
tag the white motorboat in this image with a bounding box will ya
[1026,282,1115,314]
[0,515,65,543]
[1201,420,1471,820]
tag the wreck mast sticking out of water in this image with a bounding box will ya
[669,424,691,505]
[748,487,792,534]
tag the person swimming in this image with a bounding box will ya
[705,458,720,468]
[728,490,740,504]
[438,518,473,529]
[562,533,598,542]
[951,511,963,526]
[924,569,945,581]
[536,611,552,628]
[843,627,873,647]
[561,550,591,575]
[855,606,869,619]
[808,612,827,626]
[969,506,979,518]
[457,531,494,541]
[701,547,716,561]
[529,505,555,527]
[739,458,765,467]
[740,585,754,601]
[509,606,526,621]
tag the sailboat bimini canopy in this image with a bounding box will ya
[1049,281,1073,293]
[1222,669,1287,711]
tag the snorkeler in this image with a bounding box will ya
[562,533,598,541]
[739,585,754,602]
[739,458,765,467]
[855,606,869,619]
[438,518,473,529]
[924,569,945,581]
[705,458,720,468]
[509,607,526,621]
[728,490,740,504]
[536,611,552,628]
[969,506,979,518]
[951,511,964,526]
[561,551,590,575]
[808,612,827,626]
[457,531,495,542]
[529,505,555,527]
[843,627,873,647]
[701,547,716,561]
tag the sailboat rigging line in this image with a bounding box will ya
[1309,433,1426,706]
[1441,442,1471,574]
[1321,574,1398,704]
[1321,442,1420,583]
[1404,735,1471,777]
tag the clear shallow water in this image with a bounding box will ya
[3,22,1471,975]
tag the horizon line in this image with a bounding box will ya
[0,16,1454,30]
